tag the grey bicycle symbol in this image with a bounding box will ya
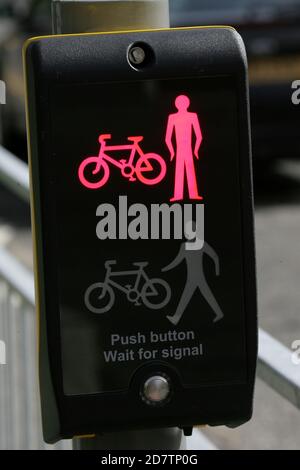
[84,260,171,314]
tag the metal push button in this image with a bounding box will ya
[143,375,170,405]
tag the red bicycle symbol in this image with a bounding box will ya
[78,134,167,189]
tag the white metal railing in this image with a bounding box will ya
[0,146,30,203]
[0,247,71,450]
[0,145,300,449]
[258,330,300,409]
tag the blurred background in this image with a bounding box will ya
[0,0,300,450]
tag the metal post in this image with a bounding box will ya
[73,428,185,450]
[52,0,170,34]
[50,0,183,451]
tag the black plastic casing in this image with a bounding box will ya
[24,27,257,443]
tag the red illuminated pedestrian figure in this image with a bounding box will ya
[166,95,203,202]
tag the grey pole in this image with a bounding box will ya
[52,0,170,34]
[73,428,185,450]
[51,0,185,451]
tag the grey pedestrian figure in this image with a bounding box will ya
[162,229,224,326]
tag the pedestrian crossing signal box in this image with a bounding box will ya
[24,27,257,443]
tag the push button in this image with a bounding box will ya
[143,375,170,405]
